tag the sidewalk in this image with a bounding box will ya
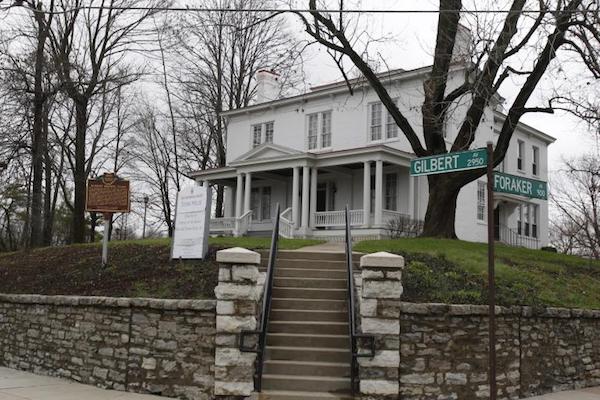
[0,367,169,400]
[525,387,600,399]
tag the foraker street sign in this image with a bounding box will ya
[410,148,488,176]
[493,172,548,200]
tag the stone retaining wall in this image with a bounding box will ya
[0,294,216,400]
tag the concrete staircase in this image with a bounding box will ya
[258,250,356,400]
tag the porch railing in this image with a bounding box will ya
[314,209,364,227]
[235,210,253,237]
[497,224,540,249]
[210,217,236,233]
[279,207,294,238]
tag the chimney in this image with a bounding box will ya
[451,24,473,63]
[255,69,280,104]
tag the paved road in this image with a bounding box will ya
[1,366,600,399]
[0,367,169,400]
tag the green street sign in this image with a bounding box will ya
[410,148,488,176]
[493,172,548,200]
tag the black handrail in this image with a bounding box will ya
[239,203,280,392]
[345,205,375,396]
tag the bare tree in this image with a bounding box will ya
[551,154,600,259]
[296,0,600,238]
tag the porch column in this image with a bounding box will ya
[363,161,371,227]
[235,173,244,217]
[224,186,234,218]
[292,167,300,228]
[310,167,318,228]
[408,175,415,219]
[244,172,252,213]
[301,166,310,230]
[374,160,383,227]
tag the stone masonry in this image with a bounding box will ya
[0,294,216,399]
[214,247,261,399]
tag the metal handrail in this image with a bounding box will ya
[497,223,540,249]
[239,203,280,392]
[344,205,375,396]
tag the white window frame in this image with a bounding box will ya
[252,124,262,148]
[532,146,539,176]
[369,102,383,141]
[477,181,486,221]
[307,113,319,150]
[321,111,332,148]
[251,121,274,148]
[265,121,274,144]
[307,111,332,150]
[250,186,272,222]
[517,140,525,171]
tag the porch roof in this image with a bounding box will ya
[189,144,415,181]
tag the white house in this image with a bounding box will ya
[191,66,555,248]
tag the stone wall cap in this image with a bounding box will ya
[216,247,261,265]
[360,252,405,268]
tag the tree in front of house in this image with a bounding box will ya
[297,0,600,238]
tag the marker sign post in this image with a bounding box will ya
[86,173,131,267]
[171,185,211,260]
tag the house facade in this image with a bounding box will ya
[191,67,555,248]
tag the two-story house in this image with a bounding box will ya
[191,66,554,248]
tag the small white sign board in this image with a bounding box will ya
[171,185,211,260]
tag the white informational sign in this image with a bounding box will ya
[171,185,211,260]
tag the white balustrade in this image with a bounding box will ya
[210,217,236,233]
[382,209,411,225]
[314,209,363,227]
[279,208,294,238]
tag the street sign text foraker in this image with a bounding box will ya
[493,172,548,200]
[410,148,488,176]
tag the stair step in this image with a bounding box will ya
[259,389,353,400]
[269,321,348,335]
[275,259,348,270]
[271,287,347,300]
[266,333,350,349]
[270,309,348,323]
[266,346,351,363]
[262,374,352,393]
[263,359,351,377]
[271,298,347,311]
[274,277,347,289]
[275,267,347,279]
[277,251,358,261]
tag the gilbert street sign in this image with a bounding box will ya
[410,148,488,176]
[493,172,548,200]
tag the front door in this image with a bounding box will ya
[316,182,336,212]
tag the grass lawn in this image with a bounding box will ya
[355,238,600,309]
[0,237,323,299]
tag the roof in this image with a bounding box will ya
[493,111,557,144]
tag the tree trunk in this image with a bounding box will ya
[421,175,462,238]
[72,99,88,243]
[42,107,53,246]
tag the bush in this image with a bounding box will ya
[541,246,558,253]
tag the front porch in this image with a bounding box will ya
[192,144,420,240]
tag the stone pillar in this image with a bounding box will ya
[292,167,300,228]
[374,160,383,227]
[301,166,310,230]
[363,161,371,227]
[244,173,252,214]
[214,247,261,399]
[358,251,404,399]
[310,167,318,227]
[235,174,244,218]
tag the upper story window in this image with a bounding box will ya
[532,146,539,176]
[370,101,398,141]
[517,140,524,171]
[307,111,332,150]
[251,121,274,148]
[477,181,486,221]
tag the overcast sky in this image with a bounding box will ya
[289,0,597,172]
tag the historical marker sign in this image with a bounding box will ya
[172,185,211,260]
[493,172,548,200]
[86,173,131,213]
[410,148,488,176]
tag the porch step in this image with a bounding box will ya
[259,389,353,400]
[270,309,348,323]
[261,374,351,393]
[268,321,348,335]
[263,359,351,377]
[276,250,361,262]
[274,277,347,289]
[271,287,346,300]
[265,346,350,364]
[275,267,347,279]
[275,259,347,270]
[266,333,349,349]
[271,298,347,311]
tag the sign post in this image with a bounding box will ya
[486,142,497,400]
[86,173,131,267]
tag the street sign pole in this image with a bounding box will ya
[102,212,112,267]
[486,142,497,400]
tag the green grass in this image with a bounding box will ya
[354,238,600,309]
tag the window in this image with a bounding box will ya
[517,205,523,234]
[524,204,530,236]
[308,114,318,150]
[265,122,274,144]
[250,187,272,221]
[321,111,332,147]
[517,140,524,170]
[385,173,398,210]
[252,125,262,148]
[251,122,274,147]
[532,146,539,176]
[518,204,538,238]
[531,204,538,238]
[386,104,398,139]
[370,103,383,141]
[477,181,486,221]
